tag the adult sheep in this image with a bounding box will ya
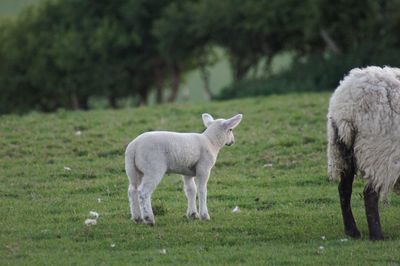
[327,66,400,240]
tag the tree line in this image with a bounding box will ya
[0,0,399,113]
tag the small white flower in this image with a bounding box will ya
[64,166,71,171]
[321,236,326,240]
[75,130,82,136]
[159,248,167,255]
[340,238,348,242]
[232,206,240,213]
[111,243,116,248]
[89,211,99,219]
[84,219,97,226]
[319,246,324,250]
[97,198,102,203]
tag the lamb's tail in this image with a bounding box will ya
[125,142,139,186]
[327,117,355,181]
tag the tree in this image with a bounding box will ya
[153,1,211,102]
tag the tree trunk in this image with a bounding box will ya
[320,29,342,55]
[199,58,212,101]
[168,63,181,103]
[70,91,89,110]
[127,67,149,106]
[71,92,79,110]
[79,96,89,110]
[233,63,248,84]
[156,85,163,104]
[231,56,252,84]
[154,69,164,104]
[108,93,118,108]
[138,87,148,106]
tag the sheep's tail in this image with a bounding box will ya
[327,117,355,181]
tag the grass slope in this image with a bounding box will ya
[1,93,399,265]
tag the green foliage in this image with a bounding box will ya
[1,93,400,264]
[312,0,400,52]
[0,0,38,17]
[1,0,400,112]
[0,0,177,112]
[218,42,400,100]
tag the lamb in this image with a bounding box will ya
[125,113,243,225]
[327,66,400,240]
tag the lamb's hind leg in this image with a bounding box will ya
[138,172,164,226]
[126,160,143,223]
[183,176,199,219]
[363,185,384,240]
[128,183,142,224]
[339,170,361,238]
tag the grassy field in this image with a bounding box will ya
[1,92,400,265]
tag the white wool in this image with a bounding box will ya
[125,113,243,225]
[327,66,400,198]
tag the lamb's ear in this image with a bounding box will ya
[202,113,214,128]
[223,114,243,129]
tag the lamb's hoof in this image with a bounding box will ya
[200,213,210,221]
[345,228,361,239]
[143,216,155,226]
[133,217,143,224]
[187,212,200,220]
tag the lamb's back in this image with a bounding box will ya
[130,131,205,175]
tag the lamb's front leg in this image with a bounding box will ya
[195,170,210,220]
[183,176,199,219]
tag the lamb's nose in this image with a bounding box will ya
[226,141,234,146]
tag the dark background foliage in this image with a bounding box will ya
[1,0,400,114]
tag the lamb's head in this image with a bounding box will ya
[202,113,243,147]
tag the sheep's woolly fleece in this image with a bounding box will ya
[327,66,400,198]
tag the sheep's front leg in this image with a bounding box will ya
[364,185,384,240]
[196,170,210,220]
[183,176,199,219]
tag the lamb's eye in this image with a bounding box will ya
[229,129,233,132]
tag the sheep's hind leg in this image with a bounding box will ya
[138,173,163,226]
[338,173,361,238]
[183,176,199,219]
[363,185,384,240]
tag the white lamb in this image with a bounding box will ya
[125,113,243,225]
[327,66,400,240]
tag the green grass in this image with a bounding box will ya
[1,93,400,265]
